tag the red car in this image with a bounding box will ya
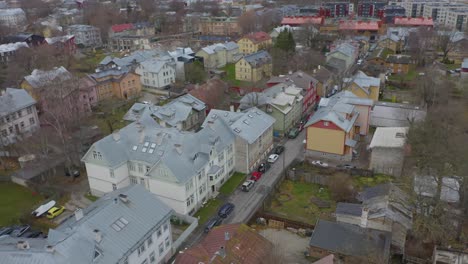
[251,171,263,181]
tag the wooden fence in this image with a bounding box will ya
[253,211,315,230]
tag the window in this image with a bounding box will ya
[149,252,156,263]
[129,162,135,171]
[157,227,162,238]
[197,171,202,181]
[218,152,224,162]
[110,169,114,178]
[147,236,153,247]
[209,176,213,181]
[163,223,168,232]
[228,157,234,167]
[17,111,22,117]
[323,121,329,126]
[112,184,117,191]
[138,243,146,256]
[138,163,143,173]
[158,242,164,256]
[165,237,170,248]
[5,116,10,122]
[140,177,145,186]
[228,144,233,154]
[146,166,150,173]
[20,121,24,128]
[29,117,35,125]
[27,107,32,114]
[130,176,138,185]
[93,248,102,261]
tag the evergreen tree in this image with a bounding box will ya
[274,29,295,53]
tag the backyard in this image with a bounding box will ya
[0,183,44,226]
[219,172,246,195]
[86,99,136,135]
[194,198,223,225]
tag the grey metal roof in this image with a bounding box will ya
[463,58,468,69]
[139,59,171,73]
[203,107,275,144]
[267,71,318,90]
[335,202,362,216]
[24,66,72,88]
[99,50,161,68]
[309,220,391,260]
[151,94,206,127]
[370,102,426,127]
[243,50,272,68]
[89,67,131,79]
[224,41,239,51]
[0,88,36,118]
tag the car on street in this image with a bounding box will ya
[25,231,43,238]
[338,164,356,169]
[46,206,65,219]
[288,128,300,139]
[273,145,285,155]
[257,162,270,173]
[241,180,256,192]
[250,171,263,181]
[218,203,235,218]
[311,160,329,168]
[267,154,279,163]
[204,216,223,233]
[10,225,30,237]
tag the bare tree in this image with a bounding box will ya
[83,1,126,43]
[296,22,320,49]
[407,27,436,66]
[238,10,257,34]
[21,0,59,22]
[327,173,356,202]
[435,28,457,63]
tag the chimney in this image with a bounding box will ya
[45,245,55,253]
[118,193,129,203]
[16,241,30,250]
[93,229,102,243]
[218,246,226,259]
[75,208,84,221]
[360,207,369,228]
[229,105,235,112]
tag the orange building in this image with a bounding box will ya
[88,68,141,100]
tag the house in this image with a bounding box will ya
[266,84,303,136]
[394,17,434,27]
[267,70,319,117]
[79,75,99,108]
[377,34,402,53]
[281,16,324,27]
[82,114,236,215]
[369,127,408,177]
[45,35,76,54]
[0,88,39,146]
[0,42,28,63]
[336,183,413,254]
[195,42,239,70]
[462,58,468,78]
[0,8,26,28]
[0,185,175,264]
[135,59,176,89]
[1,33,45,47]
[326,43,358,72]
[99,50,160,71]
[66,24,102,48]
[338,20,381,39]
[88,68,141,100]
[109,35,151,52]
[235,50,272,82]
[175,224,273,263]
[432,247,468,264]
[370,101,426,127]
[345,71,381,102]
[386,54,412,74]
[237,32,272,54]
[109,22,154,38]
[312,66,334,97]
[203,107,275,173]
[199,16,240,36]
[188,79,228,111]
[367,47,392,67]
[167,47,198,81]
[309,220,391,264]
[305,91,373,161]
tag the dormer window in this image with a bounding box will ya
[323,121,329,126]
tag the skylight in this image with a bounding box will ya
[142,147,147,153]
[144,142,149,147]
[111,217,129,232]
[132,146,138,151]
[148,149,154,154]
[248,114,253,118]
[151,143,156,148]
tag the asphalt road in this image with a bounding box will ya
[226,130,306,224]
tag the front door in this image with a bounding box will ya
[211,185,215,193]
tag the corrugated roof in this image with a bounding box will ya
[139,59,171,73]
[243,31,271,43]
[370,102,426,127]
[0,88,36,118]
[369,127,408,149]
[267,71,318,90]
[339,20,380,31]
[24,66,72,88]
[151,94,206,127]
[111,23,133,33]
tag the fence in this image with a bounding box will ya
[171,213,198,254]
[253,211,315,230]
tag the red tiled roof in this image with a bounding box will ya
[175,224,273,264]
[281,16,324,26]
[339,20,380,31]
[243,31,271,43]
[111,23,134,33]
[394,17,434,26]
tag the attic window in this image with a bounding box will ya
[234,128,241,133]
[395,132,406,138]
[132,146,138,151]
[324,121,329,126]
[93,248,102,261]
[111,217,129,232]
[248,114,253,118]
[243,120,250,125]
[212,114,218,119]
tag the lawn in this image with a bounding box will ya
[87,99,135,135]
[85,193,99,202]
[0,183,44,226]
[194,198,222,225]
[268,180,335,225]
[219,172,246,195]
[353,174,394,189]
[388,69,417,82]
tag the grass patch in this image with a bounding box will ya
[444,63,461,70]
[353,174,394,189]
[194,198,222,225]
[85,193,99,202]
[268,180,335,225]
[219,172,246,195]
[220,64,250,87]
[388,69,417,82]
[0,183,44,226]
[87,99,135,135]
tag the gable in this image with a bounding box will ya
[308,120,343,131]
[149,162,178,183]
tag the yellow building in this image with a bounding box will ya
[377,35,402,53]
[88,68,141,100]
[237,32,272,54]
[235,50,272,82]
[199,16,240,36]
[386,54,412,74]
[346,71,381,102]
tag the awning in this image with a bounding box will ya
[345,139,357,148]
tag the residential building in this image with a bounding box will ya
[110,35,151,52]
[45,35,76,54]
[422,2,466,24]
[0,42,27,63]
[0,88,39,146]
[237,32,272,54]
[195,42,239,70]
[386,54,412,74]
[394,17,434,27]
[326,43,358,73]
[199,16,240,36]
[82,114,236,215]
[265,84,303,136]
[445,8,468,31]
[280,16,324,26]
[369,127,408,177]
[66,24,102,48]
[338,20,381,37]
[321,1,352,17]
[79,75,99,108]
[305,91,373,161]
[267,70,319,117]
[1,33,45,47]
[235,50,272,82]
[345,71,381,102]
[0,185,175,264]
[135,59,176,89]
[356,1,387,18]
[175,224,273,263]
[395,0,443,18]
[377,34,402,53]
[309,220,391,263]
[432,247,468,264]
[109,22,154,38]
[382,5,406,24]
[367,47,392,66]
[203,107,275,173]
[88,68,141,100]
[312,66,334,97]
[99,50,160,71]
[0,8,26,28]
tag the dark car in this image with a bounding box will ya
[274,145,285,155]
[0,227,14,236]
[218,203,235,218]
[204,216,223,233]
[26,231,43,238]
[65,167,80,177]
[288,128,300,139]
[257,162,270,173]
[10,225,30,237]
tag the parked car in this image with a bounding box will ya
[338,164,356,169]
[10,225,30,237]
[250,171,262,181]
[257,163,270,173]
[46,206,65,219]
[65,167,80,177]
[267,154,279,163]
[357,59,363,65]
[273,145,285,155]
[311,160,329,168]
[241,180,256,192]
[297,123,304,132]
[26,231,43,238]
[204,216,223,233]
[218,203,235,218]
[288,128,300,139]
[0,227,14,236]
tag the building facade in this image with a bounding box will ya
[88,68,141,100]
[0,42,28,64]
[237,32,272,54]
[0,8,26,28]
[369,127,408,177]
[135,59,176,89]
[235,50,272,82]
[66,24,103,48]
[345,71,381,102]
[199,16,240,36]
[195,42,239,70]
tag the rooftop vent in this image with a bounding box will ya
[93,229,102,243]
[118,194,129,203]
[45,245,55,253]
[233,128,241,133]
[75,208,84,221]
[112,131,120,142]
[16,241,30,250]
[395,132,406,138]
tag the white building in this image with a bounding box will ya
[67,24,102,48]
[82,114,236,215]
[0,185,175,264]
[136,59,176,89]
[0,88,39,146]
[0,8,26,28]
[0,42,27,63]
